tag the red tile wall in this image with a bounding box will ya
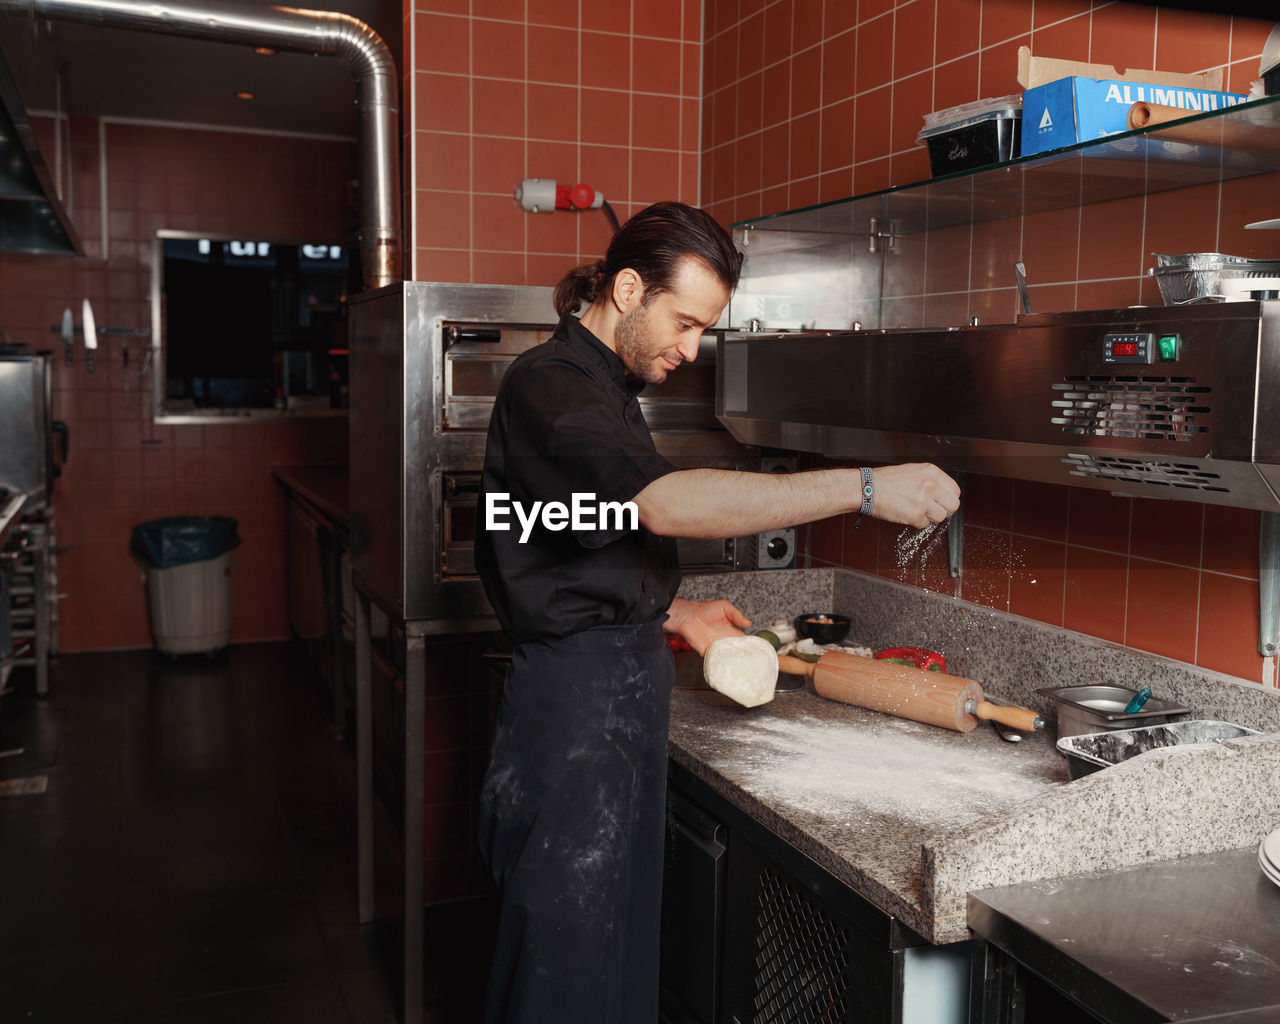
[802,475,1267,682]
[703,1,1277,684]
[404,0,704,283]
[0,117,356,652]
[703,0,1272,226]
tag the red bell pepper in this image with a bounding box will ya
[665,634,694,653]
[873,646,946,672]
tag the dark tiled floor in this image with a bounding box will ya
[0,643,493,1023]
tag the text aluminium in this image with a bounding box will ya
[1100,83,1246,111]
[485,492,639,543]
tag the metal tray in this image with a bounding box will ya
[1147,252,1280,303]
[1057,719,1262,780]
[1036,684,1190,739]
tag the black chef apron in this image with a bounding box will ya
[478,618,673,1024]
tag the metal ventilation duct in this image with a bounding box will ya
[717,301,1280,512]
[0,46,81,255]
[0,0,401,287]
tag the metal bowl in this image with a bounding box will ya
[1036,684,1190,739]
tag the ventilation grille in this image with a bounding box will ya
[1050,375,1212,442]
[752,869,851,1023]
[1061,453,1230,493]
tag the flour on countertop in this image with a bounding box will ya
[1210,941,1280,977]
[694,710,1061,835]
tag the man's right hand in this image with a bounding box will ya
[869,463,961,529]
[635,463,961,539]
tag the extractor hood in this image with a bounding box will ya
[717,301,1280,513]
[0,46,82,256]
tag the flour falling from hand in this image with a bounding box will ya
[894,521,942,574]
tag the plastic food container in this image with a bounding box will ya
[1057,720,1262,780]
[1263,23,1278,96]
[1036,684,1190,739]
[917,94,1022,176]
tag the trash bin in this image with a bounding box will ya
[131,516,240,655]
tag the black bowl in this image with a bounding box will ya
[794,613,851,645]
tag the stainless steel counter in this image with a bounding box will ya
[271,465,350,529]
[969,845,1280,1022]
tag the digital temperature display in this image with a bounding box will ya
[1103,332,1179,363]
[1105,332,1153,364]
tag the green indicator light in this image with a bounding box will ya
[1158,334,1179,360]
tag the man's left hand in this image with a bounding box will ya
[665,597,752,656]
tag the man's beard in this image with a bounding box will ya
[615,301,665,384]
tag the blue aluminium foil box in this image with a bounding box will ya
[1021,75,1248,157]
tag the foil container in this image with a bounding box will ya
[1148,252,1280,303]
[1057,719,1262,780]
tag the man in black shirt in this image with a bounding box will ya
[476,203,959,1023]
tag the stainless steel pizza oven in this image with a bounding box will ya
[349,282,758,627]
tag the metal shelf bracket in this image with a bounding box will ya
[867,217,899,255]
[1261,512,1279,657]
[948,481,963,579]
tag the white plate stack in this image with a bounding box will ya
[1258,827,1280,887]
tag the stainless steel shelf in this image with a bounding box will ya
[732,94,1280,241]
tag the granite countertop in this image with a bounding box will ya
[668,681,1068,944]
[271,464,350,529]
[671,568,1280,946]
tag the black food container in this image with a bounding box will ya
[918,95,1022,176]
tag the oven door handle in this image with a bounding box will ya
[444,475,481,498]
[51,421,69,470]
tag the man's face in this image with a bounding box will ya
[614,257,730,385]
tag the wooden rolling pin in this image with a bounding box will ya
[777,651,1044,733]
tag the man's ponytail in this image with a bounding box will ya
[553,260,606,315]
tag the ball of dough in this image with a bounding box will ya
[703,635,779,708]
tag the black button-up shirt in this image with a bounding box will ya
[476,315,681,642]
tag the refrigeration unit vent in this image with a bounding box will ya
[1050,376,1213,442]
[752,868,851,1023]
[1060,453,1230,493]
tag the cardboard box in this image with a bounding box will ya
[1017,47,1248,157]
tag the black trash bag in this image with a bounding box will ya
[131,516,241,570]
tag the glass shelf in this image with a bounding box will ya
[731,93,1280,242]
